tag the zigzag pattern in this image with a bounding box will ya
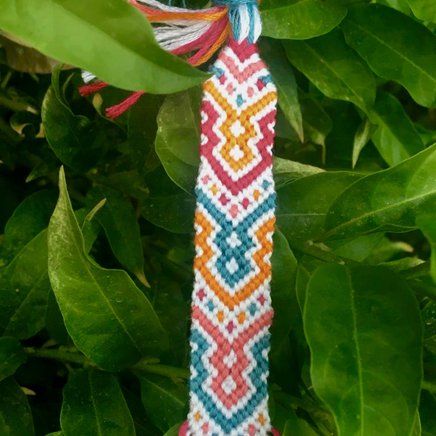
[188,38,278,435]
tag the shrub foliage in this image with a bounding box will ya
[0,0,435,435]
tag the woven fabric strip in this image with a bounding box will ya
[187,37,278,435]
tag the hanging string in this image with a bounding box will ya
[79,0,233,118]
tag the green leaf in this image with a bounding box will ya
[42,70,105,171]
[0,378,34,435]
[0,176,21,232]
[284,30,376,112]
[61,369,135,436]
[0,230,50,339]
[261,0,347,40]
[45,291,71,345]
[0,337,26,382]
[417,213,436,283]
[140,374,187,432]
[0,0,206,94]
[155,88,201,194]
[282,414,317,436]
[420,391,436,436]
[304,265,422,436]
[261,39,303,142]
[153,281,189,365]
[273,157,323,189]
[163,424,182,436]
[48,168,167,371]
[2,190,56,259]
[407,0,436,24]
[141,193,195,234]
[300,95,332,149]
[342,4,436,108]
[325,144,436,239]
[87,186,148,286]
[369,92,424,166]
[277,171,361,242]
[270,231,298,384]
[352,118,373,168]
[127,95,162,173]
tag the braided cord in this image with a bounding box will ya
[184,1,278,429]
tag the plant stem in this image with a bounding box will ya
[24,347,94,366]
[422,380,436,394]
[24,346,189,379]
[132,361,189,379]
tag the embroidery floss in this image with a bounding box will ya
[80,1,278,434]
[184,2,278,434]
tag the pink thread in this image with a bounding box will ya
[179,421,189,436]
[105,91,145,119]
[78,81,109,96]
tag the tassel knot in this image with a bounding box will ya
[213,0,261,43]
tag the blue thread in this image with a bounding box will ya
[249,302,258,315]
[260,74,273,85]
[190,328,270,433]
[210,66,225,77]
[214,0,257,5]
[213,0,259,43]
[207,300,215,312]
[195,187,276,288]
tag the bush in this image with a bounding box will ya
[0,0,435,435]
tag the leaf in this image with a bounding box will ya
[61,369,135,436]
[42,70,105,171]
[352,118,373,168]
[0,378,34,435]
[140,374,187,432]
[48,167,167,371]
[417,213,436,283]
[300,95,332,148]
[155,88,201,194]
[261,39,303,142]
[0,0,206,94]
[277,171,361,242]
[0,337,26,382]
[163,424,182,436]
[420,391,436,436]
[141,193,195,234]
[270,231,298,384]
[342,4,436,108]
[45,291,71,345]
[0,230,50,339]
[273,157,323,189]
[331,233,386,263]
[0,34,60,74]
[325,144,436,239]
[2,189,56,260]
[284,30,376,112]
[0,176,21,232]
[282,414,317,436]
[407,0,436,24]
[153,281,189,365]
[87,186,148,286]
[127,95,162,173]
[261,0,347,40]
[304,265,422,436]
[369,92,424,166]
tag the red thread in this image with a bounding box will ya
[178,421,188,436]
[78,81,108,96]
[105,91,145,119]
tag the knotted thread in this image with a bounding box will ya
[214,0,261,43]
